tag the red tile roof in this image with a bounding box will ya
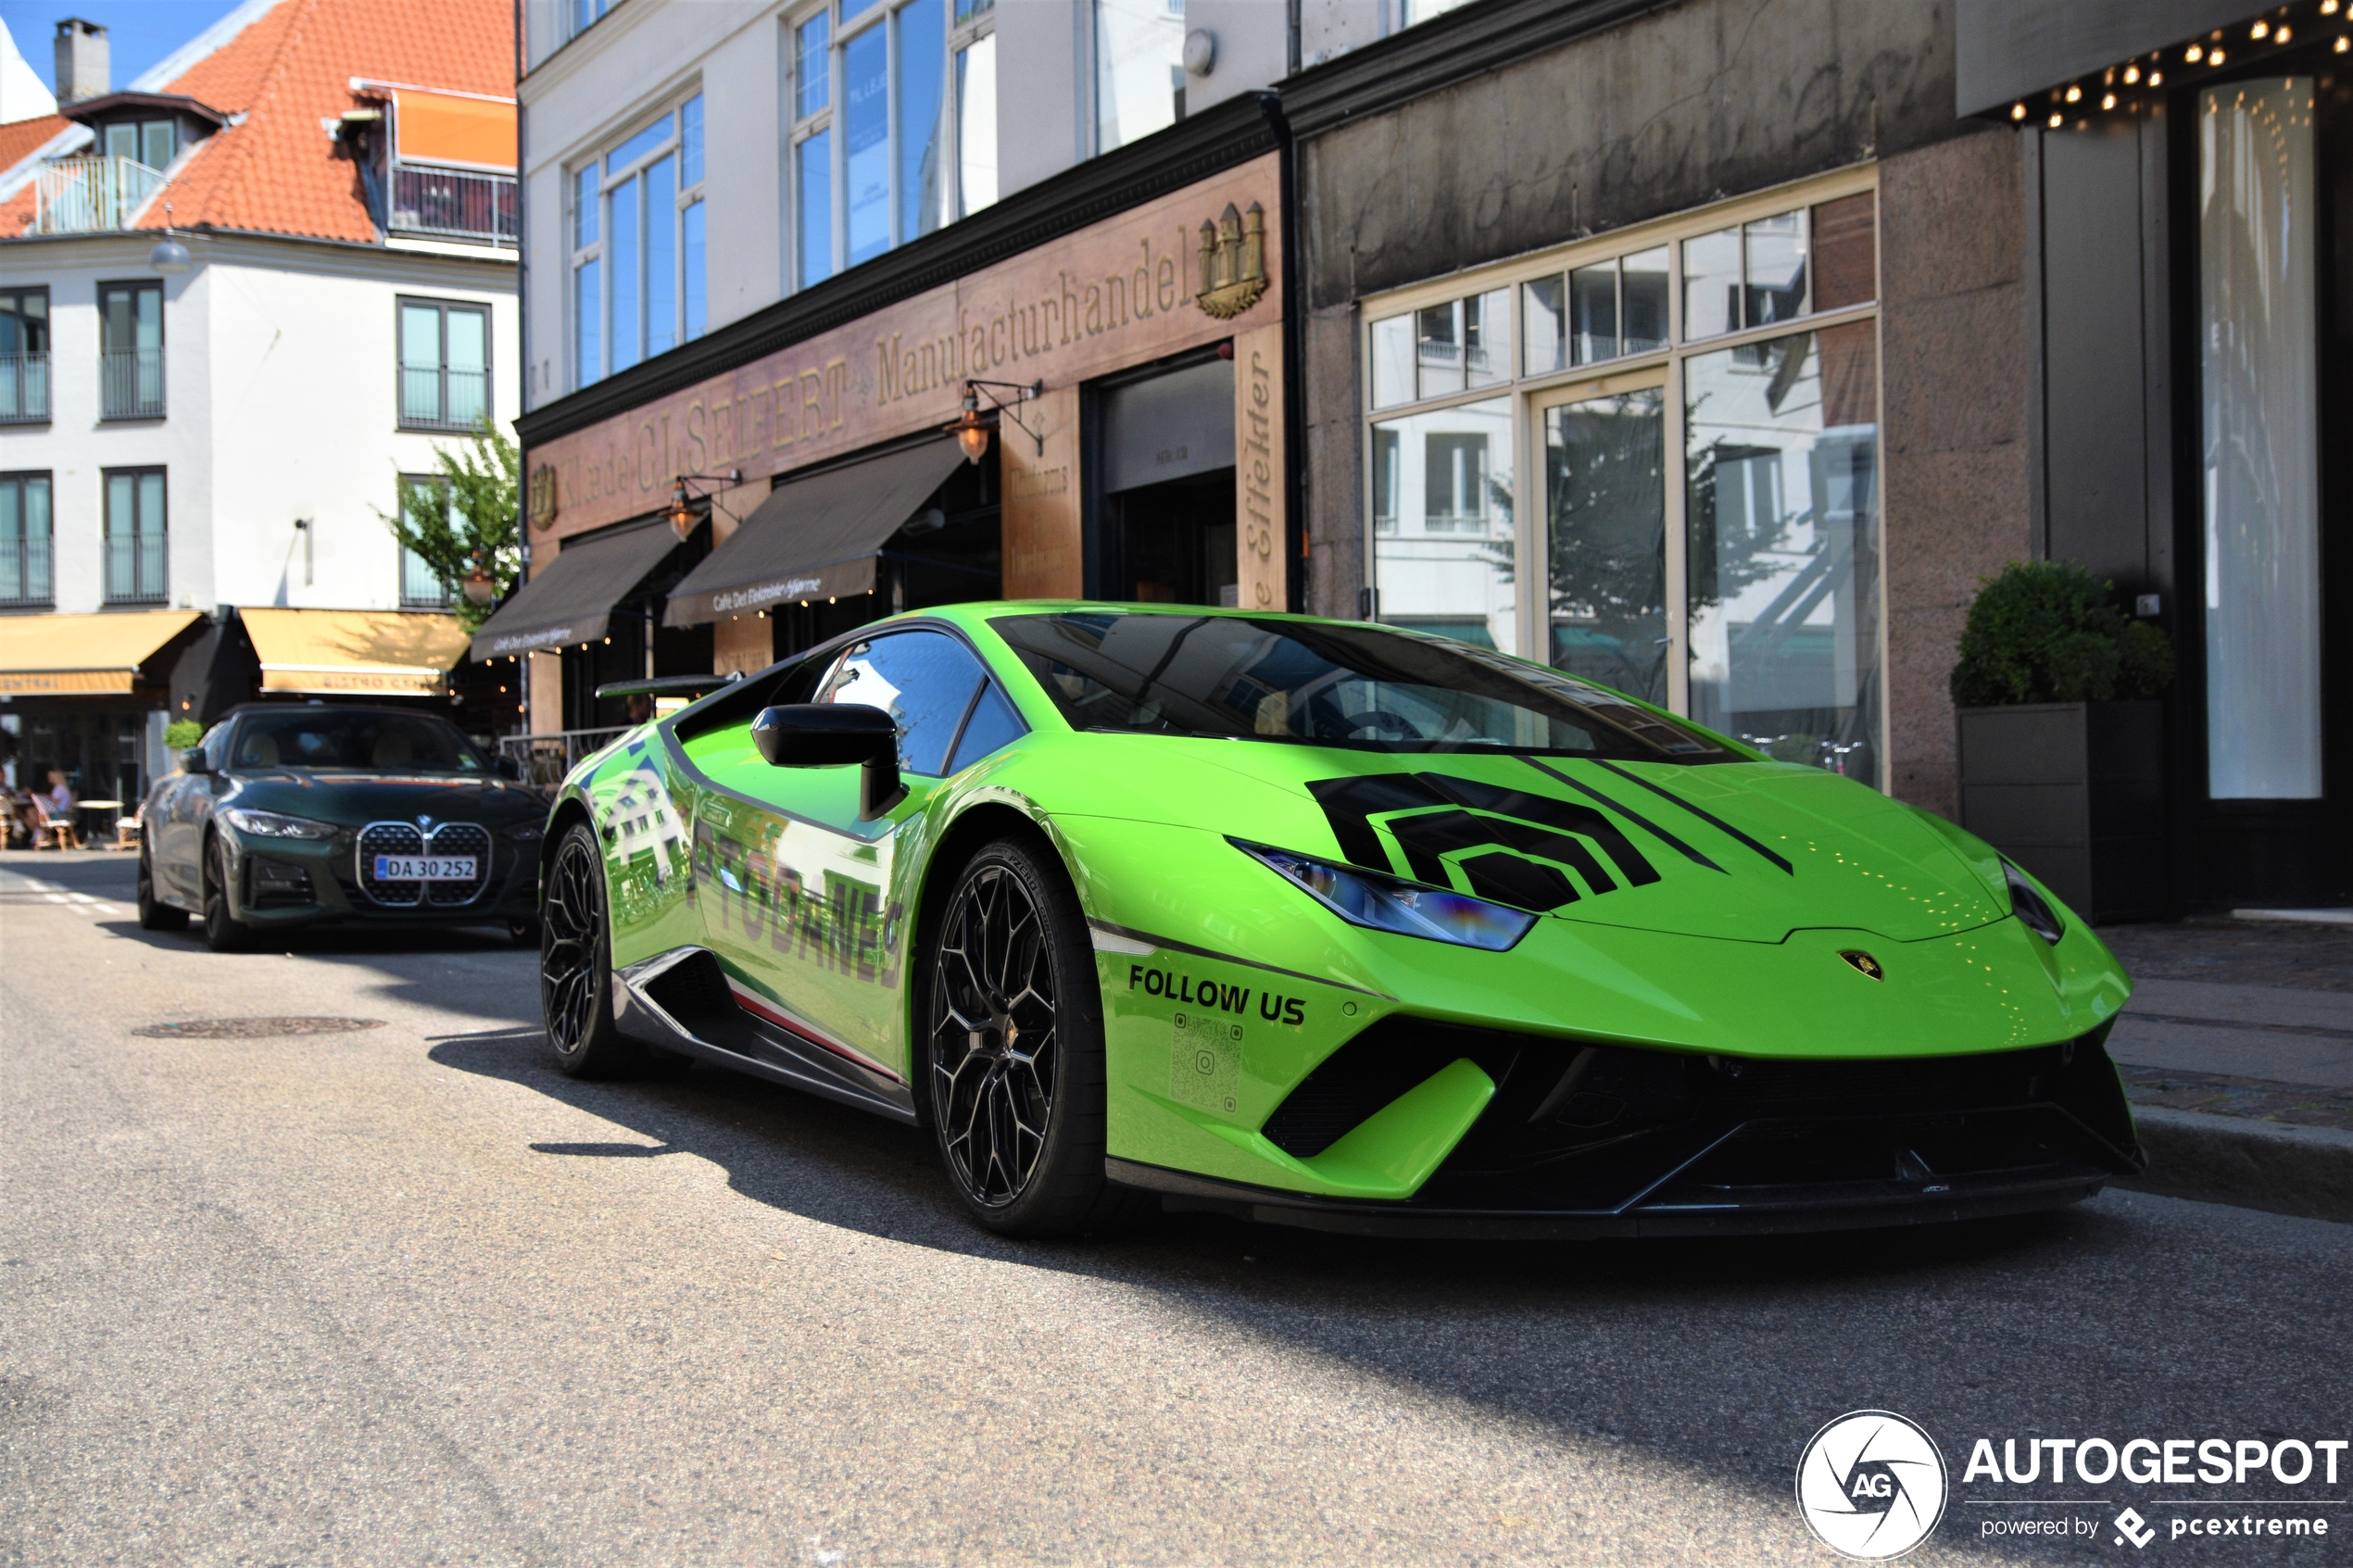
[0,114,72,173]
[4,0,511,244]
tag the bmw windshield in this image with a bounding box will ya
[230,710,492,773]
[989,611,1734,761]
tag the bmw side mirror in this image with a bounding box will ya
[750,703,906,819]
[180,747,210,774]
[496,754,522,781]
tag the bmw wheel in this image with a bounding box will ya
[201,834,249,952]
[925,835,1127,1237]
[541,822,662,1078]
[137,845,188,932]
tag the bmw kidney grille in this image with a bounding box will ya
[357,821,493,907]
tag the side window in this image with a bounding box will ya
[815,629,990,778]
[947,683,1025,772]
[200,722,233,772]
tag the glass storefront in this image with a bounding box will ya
[1365,176,1885,785]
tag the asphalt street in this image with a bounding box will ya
[3,851,2348,1567]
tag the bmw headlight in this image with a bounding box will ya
[220,807,336,840]
[2003,859,2064,945]
[502,822,544,842]
[1233,839,1536,951]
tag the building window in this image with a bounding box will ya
[1365,182,1885,785]
[398,298,491,430]
[0,472,53,608]
[567,0,610,42]
[787,0,996,292]
[571,93,705,386]
[97,281,163,420]
[396,474,454,608]
[103,467,167,605]
[100,118,176,171]
[1095,0,1183,153]
[1397,0,1474,25]
[0,288,47,424]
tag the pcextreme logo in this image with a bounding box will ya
[1796,1411,1950,1560]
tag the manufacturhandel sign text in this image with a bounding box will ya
[532,156,1281,541]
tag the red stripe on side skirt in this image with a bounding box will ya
[725,980,905,1084]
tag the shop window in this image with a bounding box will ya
[1368,397,1515,652]
[1685,326,1881,782]
[0,287,49,424]
[1397,0,1474,24]
[1364,177,1883,786]
[103,467,167,605]
[398,298,490,430]
[1096,0,1185,153]
[0,471,53,608]
[396,474,455,608]
[789,0,994,291]
[97,281,162,420]
[2199,78,2320,800]
[572,94,706,386]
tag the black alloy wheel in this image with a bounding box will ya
[202,834,249,952]
[540,822,662,1078]
[137,846,188,931]
[926,836,1127,1236]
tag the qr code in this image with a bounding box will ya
[1169,1010,1242,1114]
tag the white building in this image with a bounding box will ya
[0,3,519,801]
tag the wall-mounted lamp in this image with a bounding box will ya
[460,547,497,606]
[665,469,743,541]
[946,379,1045,464]
[149,196,191,275]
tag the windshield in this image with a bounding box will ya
[990,612,1735,761]
[231,709,489,773]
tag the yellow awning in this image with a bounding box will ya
[0,608,201,695]
[241,608,471,696]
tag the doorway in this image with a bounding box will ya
[1088,354,1237,607]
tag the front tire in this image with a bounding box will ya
[925,835,1125,1237]
[138,846,188,931]
[202,835,249,952]
[540,823,648,1078]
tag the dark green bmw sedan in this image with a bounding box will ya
[136,704,547,950]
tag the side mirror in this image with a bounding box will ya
[180,747,210,774]
[496,754,522,781]
[750,703,906,819]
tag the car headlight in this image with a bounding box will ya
[502,822,544,843]
[1233,839,1536,952]
[2003,859,2064,945]
[220,807,336,840]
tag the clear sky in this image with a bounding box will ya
[2,0,250,96]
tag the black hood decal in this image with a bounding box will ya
[1306,772,1660,911]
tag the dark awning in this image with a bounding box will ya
[468,519,679,660]
[663,438,967,628]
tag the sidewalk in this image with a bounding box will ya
[2099,918,2353,1220]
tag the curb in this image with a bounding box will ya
[2119,1105,2353,1224]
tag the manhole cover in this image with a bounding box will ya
[133,1017,387,1039]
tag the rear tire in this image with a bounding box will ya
[540,823,653,1078]
[138,846,188,931]
[202,835,249,953]
[924,834,1132,1238]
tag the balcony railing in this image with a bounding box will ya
[0,533,53,608]
[100,346,164,420]
[399,365,489,431]
[390,164,518,246]
[104,532,167,605]
[0,352,47,423]
[33,156,165,235]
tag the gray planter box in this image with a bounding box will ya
[1956,700,2167,925]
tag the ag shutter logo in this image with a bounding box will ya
[1796,1411,1949,1560]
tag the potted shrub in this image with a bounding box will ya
[1950,562,2174,924]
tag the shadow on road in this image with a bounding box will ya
[423,1017,2353,1548]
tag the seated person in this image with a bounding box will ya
[42,769,73,820]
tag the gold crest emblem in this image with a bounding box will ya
[1194,200,1268,320]
[527,462,560,533]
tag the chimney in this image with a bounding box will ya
[54,18,107,104]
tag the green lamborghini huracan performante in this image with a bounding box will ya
[535,605,2143,1239]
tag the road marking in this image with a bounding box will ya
[2,872,124,920]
